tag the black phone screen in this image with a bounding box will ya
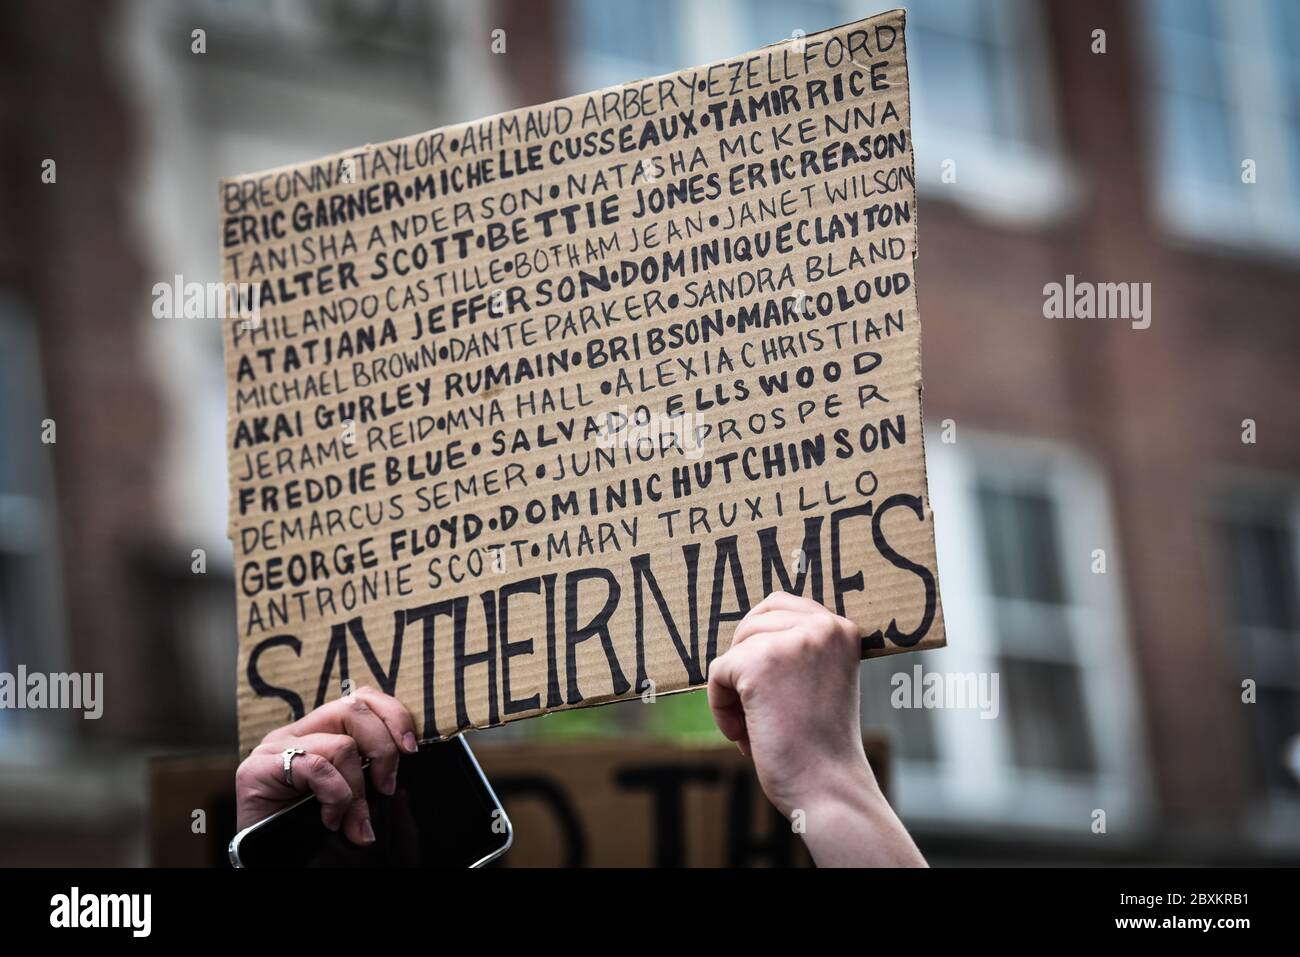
[231,738,509,868]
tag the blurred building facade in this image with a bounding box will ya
[1,0,1298,865]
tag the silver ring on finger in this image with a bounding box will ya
[281,747,307,788]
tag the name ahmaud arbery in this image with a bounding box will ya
[0,666,102,719]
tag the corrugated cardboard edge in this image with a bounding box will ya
[861,7,946,661]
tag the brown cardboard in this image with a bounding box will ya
[219,9,944,753]
[147,737,890,868]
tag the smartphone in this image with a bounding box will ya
[228,736,511,868]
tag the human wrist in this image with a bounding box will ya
[783,753,878,822]
[789,759,924,867]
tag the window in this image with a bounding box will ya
[568,0,1073,221]
[1221,495,1300,801]
[862,434,1146,831]
[1143,0,1300,252]
[571,0,689,90]
[189,0,440,59]
[0,296,68,744]
[977,484,1097,775]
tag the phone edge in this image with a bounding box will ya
[227,735,513,869]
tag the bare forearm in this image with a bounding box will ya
[708,593,928,868]
[797,765,927,868]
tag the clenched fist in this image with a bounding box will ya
[708,592,925,867]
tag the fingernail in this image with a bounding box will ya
[736,741,747,758]
[384,771,398,795]
[360,819,376,844]
[402,732,418,753]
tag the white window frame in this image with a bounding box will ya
[882,432,1148,836]
[1139,0,1300,257]
[186,0,442,59]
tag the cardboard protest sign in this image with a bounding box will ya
[220,8,944,753]
[148,737,890,867]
